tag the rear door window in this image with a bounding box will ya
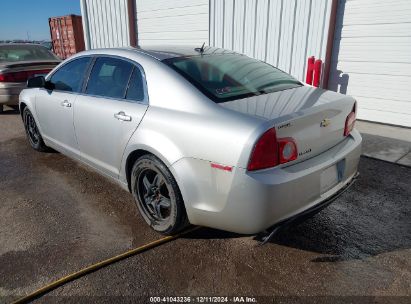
[49,57,91,92]
[125,67,145,102]
[86,57,133,99]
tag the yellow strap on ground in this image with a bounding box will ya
[12,226,200,304]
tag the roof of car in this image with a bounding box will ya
[130,45,238,61]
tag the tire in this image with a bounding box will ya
[131,154,189,235]
[0,105,3,113]
[23,107,49,152]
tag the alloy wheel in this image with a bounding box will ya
[25,112,40,146]
[137,168,172,222]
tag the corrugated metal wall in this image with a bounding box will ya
[329,0,411,127]
[210,0,333,83]
[136,0,209,46]
[81,0,130,49]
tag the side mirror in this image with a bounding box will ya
[27,76,46,88]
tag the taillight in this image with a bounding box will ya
[0,69,51,83]
[278,138,298,164]
[344,102,357,136]
[248,128,279,171]
[248,128,298,171]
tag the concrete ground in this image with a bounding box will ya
[0,106,410,303]
[356,121,411,167]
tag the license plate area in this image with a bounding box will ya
[320,160,345,194]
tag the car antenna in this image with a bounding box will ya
[194,42,206,54]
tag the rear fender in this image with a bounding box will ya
[120,128,184,186]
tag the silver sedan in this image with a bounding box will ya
[19,46,361,235]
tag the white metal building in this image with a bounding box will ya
[328,0,411,127]
[80,0,411,128]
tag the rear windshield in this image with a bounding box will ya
[0,45,57,63]
[163,54,302,103]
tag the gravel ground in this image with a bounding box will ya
[0,106,410,303]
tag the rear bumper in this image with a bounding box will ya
[172,130,362,234]
[265,171,359,231]
[0,84,25,105]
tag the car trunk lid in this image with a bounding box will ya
[219,85,356,163]
[0,60,61,70]
[0,60,60,83]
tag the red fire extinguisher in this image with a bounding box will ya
[306,56,315,85]
[313,59,322,87]
[306,56,322,88]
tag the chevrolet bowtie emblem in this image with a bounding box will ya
[321,118,331,127]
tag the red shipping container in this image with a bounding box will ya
[49,15,85,60]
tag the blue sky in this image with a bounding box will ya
[0,0,81,40]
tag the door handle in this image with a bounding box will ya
[61,100,71,107]
[114,111,132,121]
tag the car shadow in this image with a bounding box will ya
[0,106,20,115]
